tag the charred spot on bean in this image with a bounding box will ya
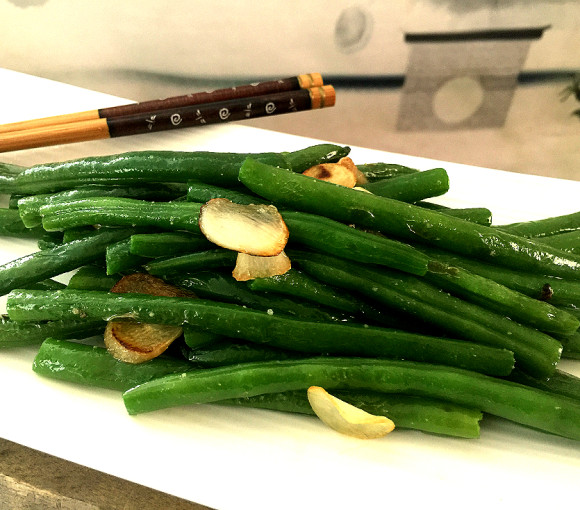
[540,283,554,301]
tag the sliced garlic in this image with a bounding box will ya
[105,273,191,364]
[199,198,289,256]
[232,251,291,281]
[104,321,183,364]
[302,157,365,188]
[307,386,395,439]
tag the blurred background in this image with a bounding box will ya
[1,0,579,180]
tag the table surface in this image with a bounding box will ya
[1,69,579,510]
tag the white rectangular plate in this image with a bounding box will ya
[1,69,579,510]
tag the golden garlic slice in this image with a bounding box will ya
[307,386,395,439]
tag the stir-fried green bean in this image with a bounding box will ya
[121,357,580,441]
[361,167,449,202]
[6,289,515,375]
[0,228,135,296]
[219,390,484,439]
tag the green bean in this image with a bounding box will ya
[0,162,25,193]
[9,194,25,209]
[538,231,580,254]
[11,151,284,193]
[361,168,449,202]
[290,250,561,378]
[416,203,493,226]
[0,208,44,238]
[16,183,187,228]
[506,368,580,402]
[62,227,100,244]
[12,144,349,193]
[67,265,119,291]
[561,332,580,360]
[357,162,419,181]
[238,158,580,280]
[40,197,203,233]
[0,228,134,296]
[248,269,421,330]
[421,246,580,308]
[183,338,305,367]
[106,237,148,275]
[497,210,580,238]
[186,182,269,205]
[182,325,225,350]
[166,270,356,324]
[281,144,351,174]
[129,232,214,258]
[37,231,64,251]
[424,260,579,336]
[219,390,483,438]
[121,356,580,441]
[0,316,104,349]
[0,161,25,175]
[32,338,194,391]
[6,289,515,376]
[22,279,67,291]
[282,210,429,276]
[145,249,237,276]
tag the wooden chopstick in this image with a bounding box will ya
[0,73,323,135]
[0,85,336,153]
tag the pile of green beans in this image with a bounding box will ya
[1,143,580,443]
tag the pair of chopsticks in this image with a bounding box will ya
[0,73,335,153]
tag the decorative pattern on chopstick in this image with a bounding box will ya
[107,86,335,137]
[0,85,335,153]
[0,73,323,134]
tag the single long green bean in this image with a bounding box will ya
[416,203,493,226]
[11,151,286,193]
[281,210,429,276]
[12,144,349,193]
[186,182,269,205]
[17,183,188,228]
[497,210,580,238]
[0,317,105,348]
[66,265,119,291]
[32,338,194,391]
[238,158,580,280]
[40,197,203,233]
[361,167,449,202]
[356,162,419,181]
[219,390,483,439]
[129,232,214,258]
[506,368,580,402]
[121,356,580,441]
[0,208,44,238]
[0,228,135,296]
[537,230,580,254]
[561,331,580,360]
[0,162,25,193]
[6,289,515,376]
[145,249,238,276]
[106,237,148,275]
[183,338,305,367]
